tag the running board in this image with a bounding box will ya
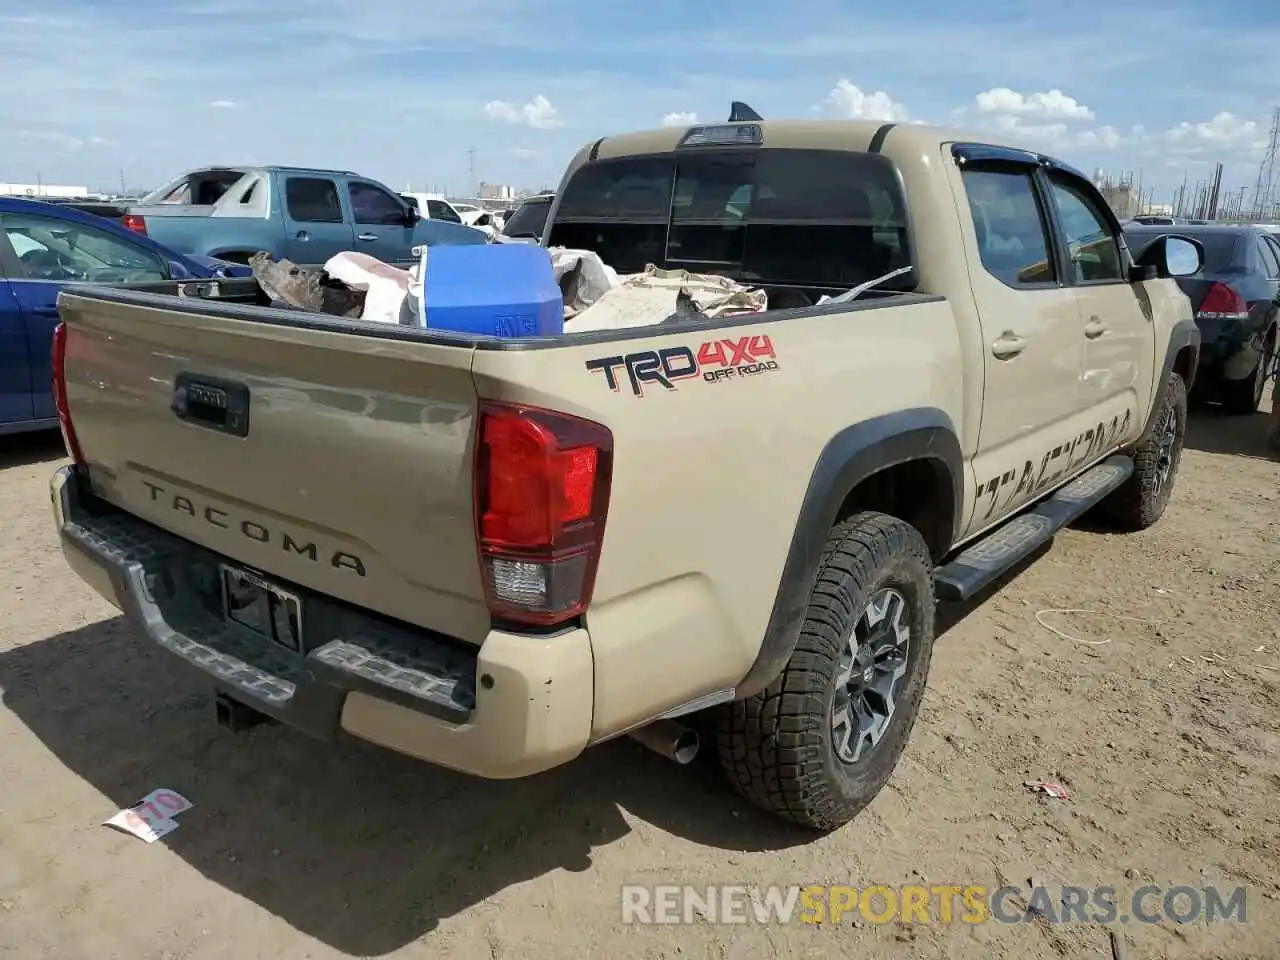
[934,455,1133,603]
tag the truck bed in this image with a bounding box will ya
[55,278,956,654]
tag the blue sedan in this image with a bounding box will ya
[0,196,249,435]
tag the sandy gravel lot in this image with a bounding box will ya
[1,404,1277,960]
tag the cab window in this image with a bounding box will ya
[960,167,1057,287]
[349,181,408,225]
[549,148,914,292]
[1046,174,1124,283]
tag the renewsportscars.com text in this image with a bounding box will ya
[620,883,1248,926]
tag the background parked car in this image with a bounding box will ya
[399,192,470,227]
[0,197,248,435]
[1126,223,1280,413]
[500,192,555,242]
[121,166,486,268]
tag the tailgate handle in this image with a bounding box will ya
[171,374,250,437]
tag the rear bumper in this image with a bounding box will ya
[50,465,594,779]
[1194,315,1265,380]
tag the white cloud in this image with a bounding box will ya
[510,147,540,159]
[1164,111,1265,152]
[661,111,697,127]
[483,93,562,129]
[980,114,1130,153]
[815,79,910,122]
[208,99,237,108]
[14,129,85,152]
[1075,125,1124,149]
[974,87,1094,121]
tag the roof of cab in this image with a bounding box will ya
[587,119,1030,163]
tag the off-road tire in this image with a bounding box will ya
[716,512,935,832]
[1098,371,1188,531]
[1220,331,1273,415]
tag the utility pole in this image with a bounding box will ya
[1206,162,1224,220]
[1250,107,1279,219]
[466,146,477,197]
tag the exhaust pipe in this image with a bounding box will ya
[628,719,700,765]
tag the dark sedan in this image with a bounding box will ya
[1125,224,1280,413]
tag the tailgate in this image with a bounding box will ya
[57,287,489,644]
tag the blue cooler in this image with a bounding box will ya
[420,243,563,338]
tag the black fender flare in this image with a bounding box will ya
[1149,318,1200,427]
[735,408,963,699]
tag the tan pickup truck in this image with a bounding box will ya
[50,118,1203,832]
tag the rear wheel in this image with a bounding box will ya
[1220,332,1273,414]
[716,512,935,831]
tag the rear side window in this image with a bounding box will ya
[1256,236,1280,279]
[501,199,551,238]
[285,177,343,223]
[549,148,912,290]
[960,167,1056,287]
[426,199,461,223]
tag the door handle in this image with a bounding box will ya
[294,230,310,241]
[991,333,1027,359]
[1084,317,1108,339]
[357,233,378,242]
[31,306,60,317]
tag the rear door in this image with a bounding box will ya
[281,175,354,265]
[0,237,34,426]
[1254,235,1280,372]
[347,180,416,266]
[1255,234,1280,318]
[1,209,169,419]
[952,158,1092,533]
[1041,168,1153,447]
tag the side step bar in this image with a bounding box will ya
[934,455,1133,603]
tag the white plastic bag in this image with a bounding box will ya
[564,265,766,333]
[322,252,414,325]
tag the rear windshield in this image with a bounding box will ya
[502,198,551,238]
[547,148,914,291]
[1125,229,1242,273]
[142,170,248,206]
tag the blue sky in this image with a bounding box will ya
[2,0,1277,205]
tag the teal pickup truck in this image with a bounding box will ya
[120,165,486,267]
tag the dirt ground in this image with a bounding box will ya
[1,404,1277,960]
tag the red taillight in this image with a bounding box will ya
[121,214,147,235]
[51,322,85,465]
[1197,282,1248,320]
[474,402,612,627]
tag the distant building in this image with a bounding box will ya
[477,181,515,201]
[0,182,91,199]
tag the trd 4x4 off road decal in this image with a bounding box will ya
[585,335,779,396]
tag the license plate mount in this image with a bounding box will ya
[219,564,303,652]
